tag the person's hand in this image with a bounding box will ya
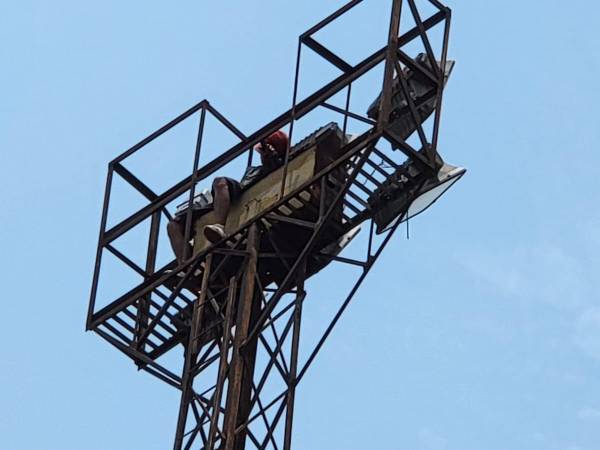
[254,142,263,154]
[256,142,277,158]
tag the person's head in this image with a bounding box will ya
[258,130,289,157]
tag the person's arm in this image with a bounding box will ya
[255,142,280,168]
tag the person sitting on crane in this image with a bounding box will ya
[167,130,290,263]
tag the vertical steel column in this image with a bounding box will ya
[280,42,303,199]
[377,0,403,133]
[222,224,261,450]
[431,8,451,151]
[136,210,161,353]
[283,263,306,450]
[207,276,238,449]
[183,107,207,260]
[173,254,213,450]
[87,166,114,329]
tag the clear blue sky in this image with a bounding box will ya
[1,1,600,449]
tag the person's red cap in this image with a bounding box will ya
[265,130,289,156]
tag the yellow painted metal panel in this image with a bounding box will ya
[192,147,316,253]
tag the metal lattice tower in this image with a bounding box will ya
[87,1,463,448]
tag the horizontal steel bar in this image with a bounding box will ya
[300,0,363,39]
[266,213,316,229]
[320,102,376,126]
[113,162,158,201]
[106,244,147,277]
[317,252,367,267]
[112,100,207,164]
[303,36,353,73]
[397,49,438,87]
[205,103,247,140]
[95,326,182,386]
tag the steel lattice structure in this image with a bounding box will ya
[87,1,461,448]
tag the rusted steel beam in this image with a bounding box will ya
[431,8,452,151]
[283,264,306,450]
[183,107,207,261]
[113,162,159,201]
[302,36,353,73]
[394,58,428,148]
[173,254,213,450]
[207,277,237,449]
[87,167,113,329]
[406,0,440,78]
[320,101,376,126]
[222,224,260,450]
[94,326,182,386]
[377,0,403,133]
[300,0,363,39]
[136,210,161,353]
